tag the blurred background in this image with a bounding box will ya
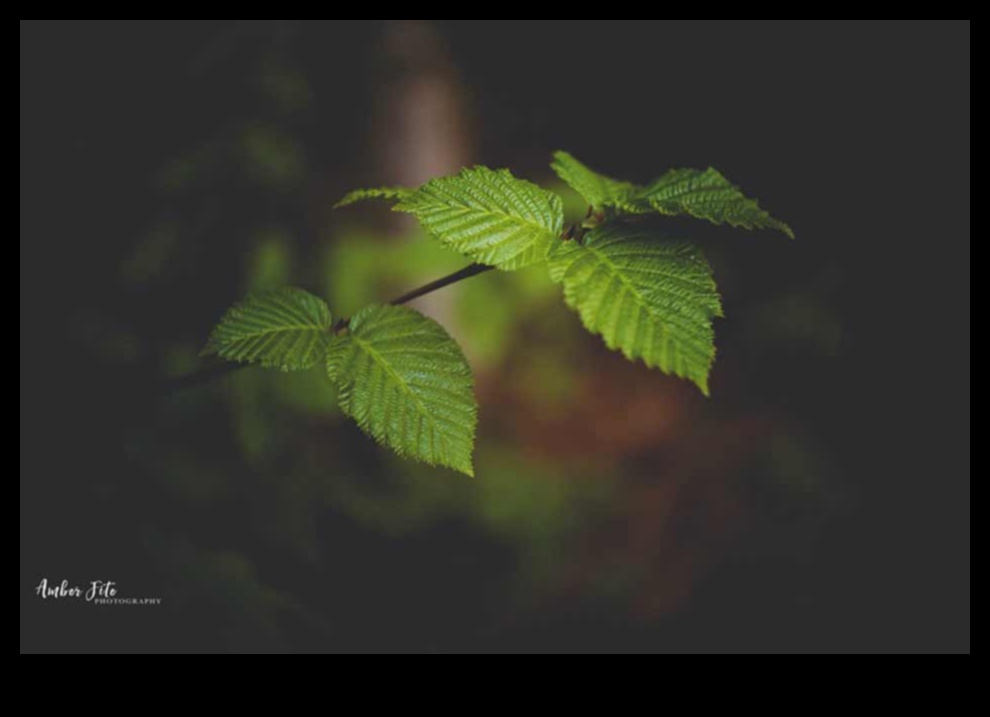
[20,21,969,653]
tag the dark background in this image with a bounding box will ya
[20,20,969,653]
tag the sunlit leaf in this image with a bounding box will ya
[549,224,722,394]
[551,150,637,209]
[326,304,477,475]
[394,166,564,270]
[628,167,794,238]
[203,288,332,370]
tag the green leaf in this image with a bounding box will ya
[628,167,794,238]
[550,151,637,209]
[203,288,332,370]
[326,304,477,475]
[550,152,792,238]
[548,224,722,394]
[334,186,412,209]
[394,166,564,270]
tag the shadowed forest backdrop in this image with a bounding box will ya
[20,20,969,653]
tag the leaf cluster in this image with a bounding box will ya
[205,152,792,474]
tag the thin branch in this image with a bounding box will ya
[389,263,492,305]
[160,262,495,395]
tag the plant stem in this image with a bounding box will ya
[161,262,495,394]
[388,263,492,305]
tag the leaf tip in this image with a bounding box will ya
[334,186,411,210]
[332,189,365,209]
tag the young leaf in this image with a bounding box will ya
[203,288,333,370]
[326,304,477,476]
[333,186,412,209]
[548,224,722,395]
[394,166,564,270]
[628,167,794,238]
[550,150,638,209]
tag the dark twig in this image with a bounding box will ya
[388,263,492,305]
